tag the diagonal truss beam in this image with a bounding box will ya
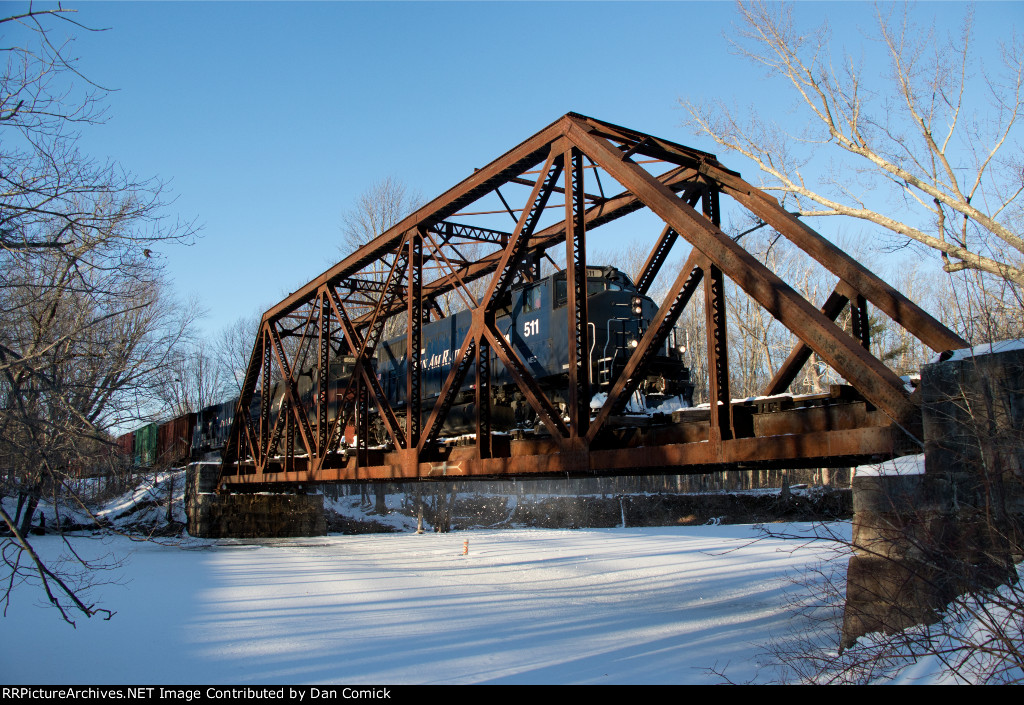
[330,293,405,450]
[567,121,918,423]
[483,323,568,441]
[417,334,476,455]
[763,286,851,396]
[265,117,576,323]
[481,147,564,310]
[267,324,316,458]
[698,164,967,353]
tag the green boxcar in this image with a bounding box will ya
[134,423,158,467]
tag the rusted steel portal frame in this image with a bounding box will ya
[220,114,965,489]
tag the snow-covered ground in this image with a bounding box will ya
[4,523,849,684]
[5,472,1019,684]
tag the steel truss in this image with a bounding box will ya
[220,114,965,489]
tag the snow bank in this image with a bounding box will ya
[853,454,926,477]
[931,338,1024,363]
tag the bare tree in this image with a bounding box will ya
[940,266,1024,344]
[155,336,228,417]
[0,5,198,625]
[340,177,421,256]
[680,2,1024,292]
[339,177,423,336]
[214,312,262,395]
[1,246,197,624]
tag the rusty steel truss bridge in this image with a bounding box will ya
[218,114,966,490]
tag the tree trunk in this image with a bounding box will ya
[433,482,459,532]
[14,491,27,526]
[165,473,176,524]
[18,495,39,537]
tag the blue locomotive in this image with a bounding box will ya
[377,265,693,435]
[185,265,692,460]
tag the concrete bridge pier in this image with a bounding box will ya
[185,463,326,539]
[842,345,1024,648]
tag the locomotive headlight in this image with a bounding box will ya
[678,345,687,354]
[629,339,639,348]
[631,296,643,316]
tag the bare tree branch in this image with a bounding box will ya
[680,2,1024,288]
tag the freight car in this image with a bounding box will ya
[113,412,195,468]
[192,395,264,460]
[157,412,196,466]
[133,423,158,467]
[122,265,694,465]
[115,430,135,459]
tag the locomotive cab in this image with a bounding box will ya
[548,266,692,410]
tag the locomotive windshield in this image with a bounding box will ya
[553,266,637,308]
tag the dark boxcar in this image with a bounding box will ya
[134,423,159,467]
[192,394,262,459]
[192,400,234,459]
[157,412,196,467]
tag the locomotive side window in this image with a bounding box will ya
[522,284,544,313]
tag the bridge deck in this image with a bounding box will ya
[219,390,915,489]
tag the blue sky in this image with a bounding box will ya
[16,1,1018,335]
